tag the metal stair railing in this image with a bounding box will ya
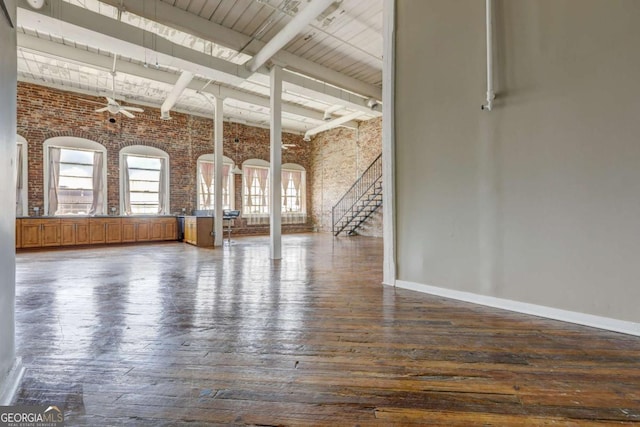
[332,153,382,236]
[344,183,383,235]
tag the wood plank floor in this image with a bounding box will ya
[14,233,640,426]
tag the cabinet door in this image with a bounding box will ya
[105,221,122,243]
[184,219,195,244]
[149,220,163,241]
[16,219,22,249]
[60,221,76,246]
[89,219,106,244]
[21,220,42,248]
[121,220,136,242]
[163,220,177,240]
[136,221,150,241]
[41,220,61,247]
[197,218,214,247]
[76,220,90,245]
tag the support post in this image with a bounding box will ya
[382,0,397,285]
[214,96,224,246]
[270,64,282,259]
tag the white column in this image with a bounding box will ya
[269,64,282,259]
[0,5,25,405]
[214,96,224,246]
[382,0,397,286]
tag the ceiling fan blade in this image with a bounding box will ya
[122,106,144,112]
[95,107,109,113]
[120,109,135,118]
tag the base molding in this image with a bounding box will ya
[394,280,640,337]
[0,358,25,405]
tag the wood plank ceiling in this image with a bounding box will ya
[16,0,383,134]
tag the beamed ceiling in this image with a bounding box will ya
[16,0,383,134]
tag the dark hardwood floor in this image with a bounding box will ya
[14,234,640,426]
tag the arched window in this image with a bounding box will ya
[282,163,307,224]
[197,154,235,211]
[43,137,107,216]
[120,146,170,215]
[241,160,307,225]
[16,135,28,216]
[242,159,270,221]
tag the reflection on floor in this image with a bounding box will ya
[14,233,640,425]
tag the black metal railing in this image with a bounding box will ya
[332,153,382,236]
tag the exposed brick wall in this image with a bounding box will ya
[309,117,382,237]
[17,82,312,235]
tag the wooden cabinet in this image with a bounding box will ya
[183,216,214,247]
[160,217,177,240]
[149,220,163,240]
[17,216,177,249]
[21,220,41,248]
[60,218,90,246]
[121,218,136,243]
[20,218,61,248]
[122,218,154,242]
[89,218,122,244]
[184,216,196,245]
[16,219,21,249]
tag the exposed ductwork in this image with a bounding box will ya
[303,111,363,141]
[323,104,345,121]
[160,70,194,120]
[245,0,336,73]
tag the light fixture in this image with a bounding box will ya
[26,0,44,9]
[232,124,243,174]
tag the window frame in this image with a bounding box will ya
[242,159,271,217]
[43,136,107,216]
[281,163,307,215]
[241,160,307,224]
[16,135,28,216]
[196,154,235,211]
[119,145,170,216]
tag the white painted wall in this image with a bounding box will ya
[395,0,640,323]
[0,0,18,398]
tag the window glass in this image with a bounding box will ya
[197,160,233,210]
[126,155,161,214]
[243,165,270,215]
[56,148,96,215]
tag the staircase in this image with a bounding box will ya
[332,153,382,236]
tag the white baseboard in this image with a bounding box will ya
[0,358,25,405]
[395,280,640,337]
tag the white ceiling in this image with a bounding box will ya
[15,0,383,134]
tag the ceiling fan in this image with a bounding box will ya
[282,143,297,150]
[95,54,143,118]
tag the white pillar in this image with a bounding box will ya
[382,0,397,286]
[0,4,25,405]
[214,96,224,246]
[270,64,282,259]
